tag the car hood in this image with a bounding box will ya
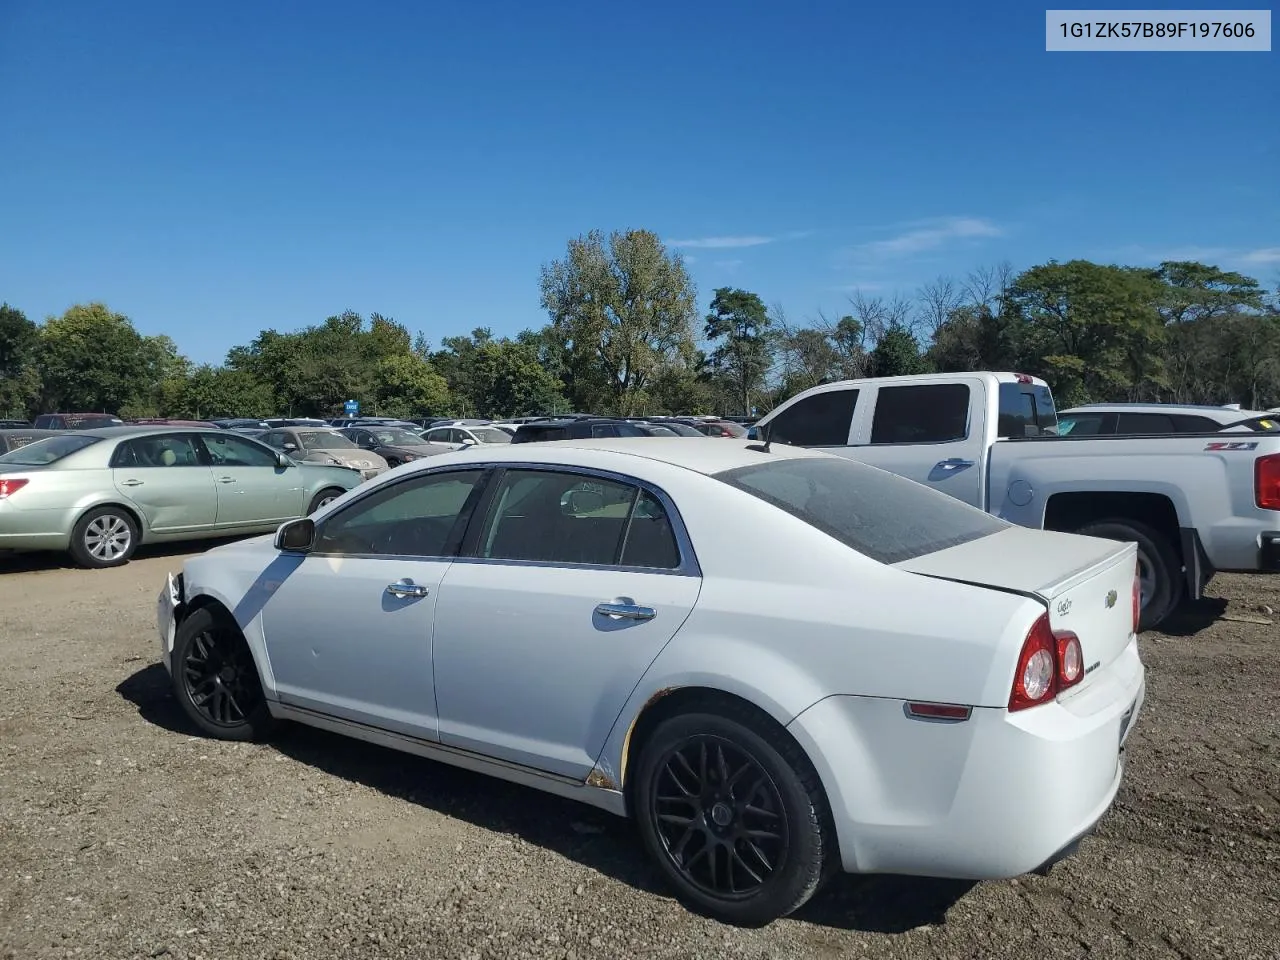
[302,450,385,468]
[378,443,449,457]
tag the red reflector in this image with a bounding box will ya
[1015,373,1033,384]
[905,702,972,721]
[1257,454,1280,510]
[0,478,28,498]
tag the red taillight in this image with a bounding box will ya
[1257,454,1280,510]
[0,478,28,498]
[1009,613,1086,711]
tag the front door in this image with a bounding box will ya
[431,467,701,780]
[258,467,488,739]
[197,432,306,527]
[111,433,218,532]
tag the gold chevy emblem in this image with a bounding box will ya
[1104,589,1118,609]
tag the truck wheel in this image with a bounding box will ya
[1075,519,1181,632]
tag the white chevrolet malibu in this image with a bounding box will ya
[157,438,1144,925]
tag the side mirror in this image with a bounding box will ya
[460,437,476,446]
[282,442,298,452]
[274,517,315,552]
[275,452,292,468]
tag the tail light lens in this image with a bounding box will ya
[1009,613,1086,711]
[1257,454,1280,510]
[1132,564,1142,635]
[0,478,28,498]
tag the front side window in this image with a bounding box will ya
[767,389,858,447]
[475,469,681,569]
[425,429,451,443]
[716,456,1007,565]
[314,469,485,557]
[199,433,280,467]
[113,434,204,468]
[870,384,969,445]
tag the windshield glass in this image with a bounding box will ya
[470,427,512,443]
[0,434,102,465]
[715,456,1008,564]
[300,431,358,450]
[371,428,423,445]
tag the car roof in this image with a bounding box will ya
[425,437,827,476]
[69,425,247,440]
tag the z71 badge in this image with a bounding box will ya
[1204,441,1258,451]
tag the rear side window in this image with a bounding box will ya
[767,389,858,447]
[1170,415,1222,433]
[870,384,969,444]
[716,456,1008,564]
[0,434,101,465]
[1115,412,1176,434]
[514,425,567,443]
[998,383,1059,438]
[1057,413,1109,436]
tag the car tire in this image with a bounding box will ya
[307,488,345,514]
[385,458,401,469]
[633,704,834,926]
[171,606,275,742]
[1076,519,1181,631]
[69,506,139,568]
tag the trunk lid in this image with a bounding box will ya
[895,526,1137,689]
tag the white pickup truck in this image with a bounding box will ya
[749,372,1280,630]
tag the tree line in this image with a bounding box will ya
[2,230,1278,422]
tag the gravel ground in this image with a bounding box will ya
[1,546,1277,960]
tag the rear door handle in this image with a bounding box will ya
[594,601,656,621]
[933,458,975,471]
[216,476,237,484]
[119,479,144,487]
[386,578,430,598]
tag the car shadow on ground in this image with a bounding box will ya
[1157,596,1230,637]
[0,539,245,574]
[116,662,971,933]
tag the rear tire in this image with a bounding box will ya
[69,506,139,568]
[1075,519,1181,631]
[633,705,834,926]
[307,488,344,514]
[171,606,275,742]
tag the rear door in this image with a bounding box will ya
[844,380,987,506]
[111,433,218,532]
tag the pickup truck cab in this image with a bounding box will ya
[751,372,1280,630]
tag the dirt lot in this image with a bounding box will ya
[0,547,1277,960]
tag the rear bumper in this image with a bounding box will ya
[788,637,1145,880]
[1260,531,1280,572]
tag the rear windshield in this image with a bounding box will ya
[515,426,566,442]
[0,434,102,465]
[997,383,1058,437]
[715,456,1008,564]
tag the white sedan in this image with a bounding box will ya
[156,439,1144,925]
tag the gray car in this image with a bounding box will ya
[0,427,362,568]
[339,426,454,468]
[259,427,389,480]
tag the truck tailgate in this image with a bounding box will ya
[895,526,1138,687]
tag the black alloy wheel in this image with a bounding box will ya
[172,607,274,741]
[651,735,789,899]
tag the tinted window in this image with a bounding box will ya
[1170,415,1223,433]
[113,434,203,467]
[997,383,1059,438]
[0,434,101,465]
[767,389,858,447]
[716,456,1007,564]
[475,469,680,568]
[870,384,969,444]
[1057,414,1108,436]
[1115,413,1176,434]
[591,424,619,438]
[200,433,279,467]
[315,469,484,557]
[513,425,566,443]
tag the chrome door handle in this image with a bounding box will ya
[594,601,656,621]
[933,458,975,471]
[216,476,236,484]
[386,578,429,598]
[119,479,144,487]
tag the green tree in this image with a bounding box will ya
[703,287,775,416]
[0,303,41,418]
[1156,261,1266,324]
[539,229,698,414]
[371,354,452,418]
[868,324,928,377]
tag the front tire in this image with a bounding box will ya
[171,606,274,742]
[633,706,833,926]
[1076,519,1181,631]
[69,506,139,568]
[307,488,345,514]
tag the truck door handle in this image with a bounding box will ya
[216,476,237,484]
[386,578,429,598]
[119,479,144,487]
[595,600,656,621]
[933,458,975,471]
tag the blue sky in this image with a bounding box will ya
[1,1,1276,365]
